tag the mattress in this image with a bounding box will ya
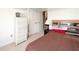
[25,31,79,51]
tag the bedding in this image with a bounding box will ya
[25,31,79,51]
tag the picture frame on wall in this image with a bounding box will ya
[16,12,21,17]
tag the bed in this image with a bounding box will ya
[25,31,79,51]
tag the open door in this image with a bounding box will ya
[15,9,28,45]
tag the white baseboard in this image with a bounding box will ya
[0,40,14,48]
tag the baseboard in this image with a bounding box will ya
[0,40,14,48]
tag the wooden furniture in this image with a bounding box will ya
[44,25,49,35]
[52,20,79,36]
[53,20,79,23]
[43,11,49,35]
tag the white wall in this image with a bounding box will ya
[0,8,15,47]
[0,8,43,47]
[0,8,28,47]
[47,8,79,30]
[47,8,79,20]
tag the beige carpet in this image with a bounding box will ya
[0,32,44,51]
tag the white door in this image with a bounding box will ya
[29,18,40,35]
[33,19,40,33]
[29,9,42,35]
[15,10,27,45]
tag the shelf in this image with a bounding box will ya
[53,20,79,23]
